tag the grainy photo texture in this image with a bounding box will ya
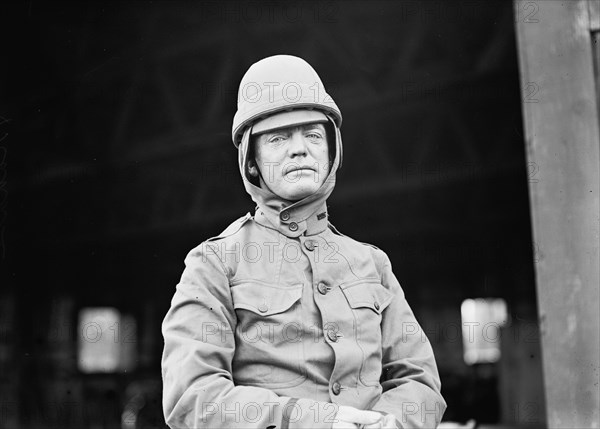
[0,1,598,428]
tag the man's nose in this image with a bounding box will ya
[287,131,308,157]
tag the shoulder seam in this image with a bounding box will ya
[198,241,230,280]
[328,222,381,250]
[206,212,252,242]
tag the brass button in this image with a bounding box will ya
[280,211,290,221]
[374,302,380,311]
[327,329,339,342]
[317,282,328,295]
[289,222,298,231]
[332,382,341,395]
[304,240,316,251]
[258,304,268,313]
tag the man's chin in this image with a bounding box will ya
[280,185,320,201]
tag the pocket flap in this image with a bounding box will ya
[340,281,394,314]
[231,283,303,316]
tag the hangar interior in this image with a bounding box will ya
[1,1,597,428]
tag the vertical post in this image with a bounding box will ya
[515,0,600,427]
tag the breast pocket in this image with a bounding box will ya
[340,280,394,386]
[230,282,306,387]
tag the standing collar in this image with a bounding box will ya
[254,202,329,237]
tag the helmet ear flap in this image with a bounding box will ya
[325,114,343,169]
[336,126,343,169]
[239,128,261,186]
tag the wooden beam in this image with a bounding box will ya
[515,0,600,427]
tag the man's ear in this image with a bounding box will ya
[247,159,259,177]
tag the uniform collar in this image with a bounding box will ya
[254,202,329,237]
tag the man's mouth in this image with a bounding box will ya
[285,166,316,175]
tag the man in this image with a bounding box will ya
[162,55,446,428]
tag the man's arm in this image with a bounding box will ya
[370,252,447,428]
[161,242,336,429]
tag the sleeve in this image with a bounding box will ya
[370,252,447,428]
[161,241,337,429]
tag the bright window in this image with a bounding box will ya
[77,307,137,373]
[461,298,508,365]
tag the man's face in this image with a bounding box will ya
[253,122,330,201]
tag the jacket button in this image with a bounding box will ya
[327,329,339,342]
[304,240,316,251]
[331,382,341,395]
[289,222,298,231]
[317,282,328,295]
[374,302,380,311]
[280,211,290,221]
[258,304,268,313]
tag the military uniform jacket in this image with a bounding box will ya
[161,209,446,428]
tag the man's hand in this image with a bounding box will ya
[332,406,398,429]
[364,413,398,429]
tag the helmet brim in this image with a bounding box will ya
[251,110,328,136]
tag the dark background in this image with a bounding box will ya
[0,1,545,427]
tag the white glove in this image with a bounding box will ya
[364,413,398,429]
[332,405,393,429]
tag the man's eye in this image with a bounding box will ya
[268,136,286,143]
[306,133,322,139]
